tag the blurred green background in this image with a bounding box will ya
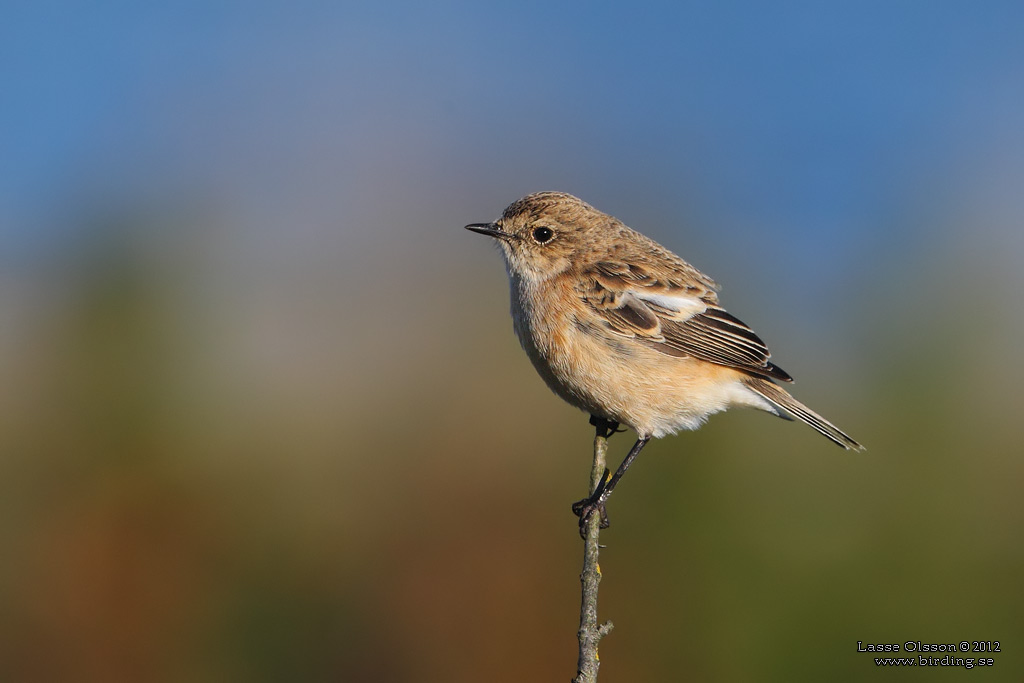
[2,2,1023,681]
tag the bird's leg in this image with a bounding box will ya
[572,435,651,538]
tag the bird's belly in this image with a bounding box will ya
[521,311,762,437]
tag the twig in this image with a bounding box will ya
[573,422,614,683]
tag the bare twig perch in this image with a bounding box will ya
[573,420,615,683]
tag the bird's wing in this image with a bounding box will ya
[580,263,793,382]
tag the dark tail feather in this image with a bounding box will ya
[745,377,864,451]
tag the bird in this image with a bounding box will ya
[466,191,863,534]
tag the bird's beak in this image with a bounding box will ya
[464,222,511,240]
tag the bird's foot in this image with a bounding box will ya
[589,415,626,439]
[572,469,611,538]
[571,499,610,538]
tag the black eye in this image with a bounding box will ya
[532,226,554,243]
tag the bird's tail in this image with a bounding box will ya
[744,377,864,451]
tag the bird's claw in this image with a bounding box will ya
[571,499,611,538]
[589,415,624,440]
[572,469,612,538]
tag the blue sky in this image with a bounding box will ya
[3,2,1023,270]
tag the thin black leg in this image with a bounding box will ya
[572,435,651,537]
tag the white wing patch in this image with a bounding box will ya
[631,290,706,321]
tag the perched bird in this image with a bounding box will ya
[466,192,863,533]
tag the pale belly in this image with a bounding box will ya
[513,298,775,438]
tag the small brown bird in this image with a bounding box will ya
[466,192,862,533]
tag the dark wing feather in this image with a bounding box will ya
[579,272,792,383]
[655,306,792,382]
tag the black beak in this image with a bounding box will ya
[464,222,511,239]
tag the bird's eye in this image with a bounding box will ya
[532,226,554,243]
